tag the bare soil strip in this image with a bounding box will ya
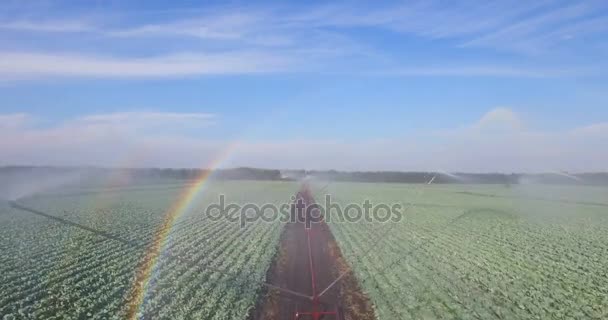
[250,186,375,320]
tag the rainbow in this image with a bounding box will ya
[125,143,238,320]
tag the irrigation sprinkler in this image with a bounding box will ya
[292,226,341,320]
[298,173,439,318]
[312,173,438,301]
[287,187,344,320]
[8,201,138,246]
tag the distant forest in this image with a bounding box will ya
[1,166,608,186]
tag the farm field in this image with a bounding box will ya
[0,180,297,320]
[1,180,607,319]
[313,182,608,320]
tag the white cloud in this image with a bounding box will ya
[293,1,608,55]
[376,66,556,78]
[80,112,215,126]
[474,107,523,131]
[213,107,608,173]
[2,1,607,60]
[0,109,606,172]
[1,2,603,80]
[0,51,292,80]
[0,111,221,168]
[0,50,580,81]
[107,12,260,40]
[570,122,608,136]
[0,113,29,129]
[462,3,597,53]
[0,19,93,32]
[0,111,216,140]
[97,2,545,51]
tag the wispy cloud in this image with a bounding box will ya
[3,2,607,53]
[373,66,559,78]
[570,122,608,136]
[81,112,214,123]
[96,2,554,47]
[0,113,29,129]
[0,19,93,32]
[1,111,216,132]
[287,1,546,38]
[0,111,223,168]
[0,51,291,79]
[78,112,216,130]
[107,12,259,40]
[462,3,599,53]
[0,50,595,80]
[104,7,369,52]
[1,1,607,80]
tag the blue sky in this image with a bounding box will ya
[0,0,607,172]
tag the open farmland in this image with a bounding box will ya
[0,181,297,319]
[313,183,608,319]
[2,179,608,320]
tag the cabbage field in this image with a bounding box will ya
[0,181,296,320]
[1,180,607,319]
[315,183,608,320]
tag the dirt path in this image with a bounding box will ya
[250,186,375,320]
